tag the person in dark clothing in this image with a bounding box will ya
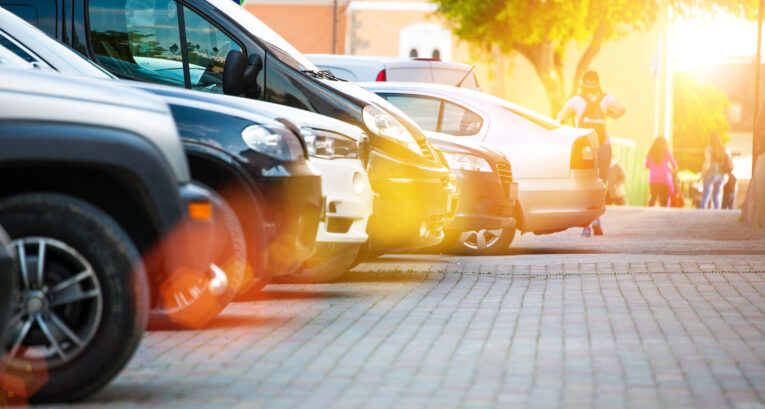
[722,172,737,209]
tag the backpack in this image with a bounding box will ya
[578,94,607,144]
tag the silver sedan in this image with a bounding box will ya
[362,82,606,236]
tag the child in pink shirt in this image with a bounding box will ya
[645,137,677,207]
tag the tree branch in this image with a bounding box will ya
[570,21,608,98]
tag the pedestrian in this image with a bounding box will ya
[606,159,627,205]
[644,136,677,207]
[557,70,626,236]
[722,170,737,209]
[698,132,730,209]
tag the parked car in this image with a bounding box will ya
[427,132,519,254]
[10,0,454,258]
[0,6,370,284]
[363,82,606,235]
[308,55,481,90]
[0,67,230,401]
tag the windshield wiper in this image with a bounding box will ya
[301,69,346,81]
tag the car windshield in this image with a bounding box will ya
[208,0,318,72]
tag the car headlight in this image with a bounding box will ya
[301,128,359,159]
[362,104,421,155]
[241,124,304,161]
[442,152,493,172]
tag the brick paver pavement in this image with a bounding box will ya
[77,208,765,409]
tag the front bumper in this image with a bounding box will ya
[518,169,606,234]
[366,148,452,252]
[310,157,372,244]
[446,169,518,232]
[256,162,322,277]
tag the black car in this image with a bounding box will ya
[4,0,455,256]
[428,133,519,254]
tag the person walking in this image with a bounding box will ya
[644,136,677,207]
[699,132,729,209]
[557,70,626,236]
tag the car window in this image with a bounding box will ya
[89,0,185,87]
[440,101,482,136]
[382,95,440,132]
[182,6,242,94]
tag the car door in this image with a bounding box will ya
[83,0,264,95]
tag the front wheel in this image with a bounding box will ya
[149,194,247,330]
[0,193,148,403]
[444,227,516,255]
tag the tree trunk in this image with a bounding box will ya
[517,42,567,117]
[570,21,607,98]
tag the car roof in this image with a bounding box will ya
[307,54,472,70]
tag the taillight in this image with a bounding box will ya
[375,69,387,82]
[570,137,596,170]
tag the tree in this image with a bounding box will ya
[432,0,757,116]
[672,71,730,172]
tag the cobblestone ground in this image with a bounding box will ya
[74,207,765,409]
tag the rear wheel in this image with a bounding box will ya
[0,193,148,403]
[148,194,246,330]
[445,227,516,255]
[277,243,362,284]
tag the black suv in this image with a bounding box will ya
[5,0,455,256]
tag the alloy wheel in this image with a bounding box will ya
[458,228,504,250]
[4,237,103,370]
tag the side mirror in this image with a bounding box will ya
[223,50,263,96]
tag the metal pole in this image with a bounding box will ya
[754,0,764,176]
[332,0,338,54]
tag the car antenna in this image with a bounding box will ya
[456,65,475,88]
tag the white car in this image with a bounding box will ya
[308,54,481,90]
[362,82,606,235]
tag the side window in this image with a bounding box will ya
[182,6,242,94]
[439,101,482,136]
[381,94,440,132]
[88,0,185,87]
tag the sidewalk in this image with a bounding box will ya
[83,207,765,409]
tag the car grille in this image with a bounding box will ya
[417,139,436,162]
[496,163,514,198]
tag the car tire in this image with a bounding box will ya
[276,243,362,284]
[0,193,148,403]
[445,227,516,255]
[149,194,246,329]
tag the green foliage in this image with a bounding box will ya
[672,71,731,172]
[432,0,757,114]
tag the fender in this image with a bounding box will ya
[0,122,185,236]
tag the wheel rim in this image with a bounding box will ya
[5,238,103,370]
[458,229,503,250]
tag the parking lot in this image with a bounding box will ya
[57,207,763,409]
